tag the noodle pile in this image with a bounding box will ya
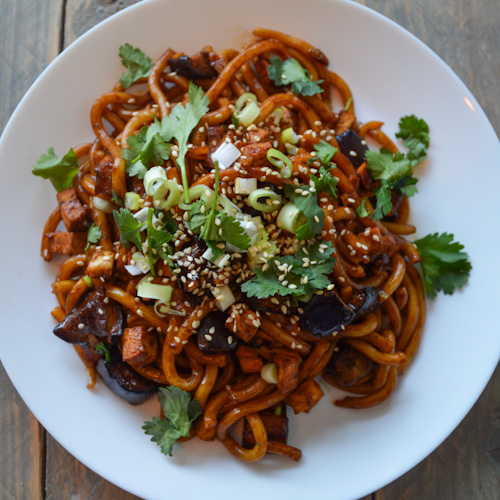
[40,29,426,462]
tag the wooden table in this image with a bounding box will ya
[1,1,498,498]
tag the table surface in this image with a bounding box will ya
[0,0,499,498]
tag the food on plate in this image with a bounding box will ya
[33,28,471,461]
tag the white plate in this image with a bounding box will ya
[0,0,499,499]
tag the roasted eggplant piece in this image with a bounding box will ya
[298,291,355,337]
[242,405,288,447]
[96,352,158,405]
[197,310,237,353]
[53,287,123,345]
[298,287,380,338]
[325,343,376,387]
[350,287,380,318]
[168,51,216,79]
[336,129,369,168]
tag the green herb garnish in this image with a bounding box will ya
[267,57,323,97]
[32,147,79,192]
[142,386,202,457]
[119,43,153,89]
[415,232,471,298]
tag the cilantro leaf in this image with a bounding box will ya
[414,232,471,298]
[395,114,430,166]
[95,342,111,362]
[220,214,251,250]
[122,122,171,179]
[32,147,79,192]
[142,386,202,456]
[314,140,338,166]
[111,190,124,207]
[112,208,145,249]
[146,208,174,275]
[284,183,324,240]
[365,149,419,220]
[268,57,323,97]
[356,198,370,218]
[311,166,338,199]
[119,43,153,89]
[160,82,209,201]
[365,115,429,220]
[241,241,336,299]
[85,223,102,250]
[186,164,250,252]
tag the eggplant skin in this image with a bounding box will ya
[335,129,369,168]
[96,357,157,405]
[53,287,123,345]
[298,291,355,338]
[197,310,237,353]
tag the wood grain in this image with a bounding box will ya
[0,2,62,499]
[0,0,498,499]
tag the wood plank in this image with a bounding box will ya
[43,3,144,499]
[0,0,63,132]
[0,1,62,498]
[0,365,44,500]
[376,364,500,499]
[64,0,142,46]
[356,1,500,498]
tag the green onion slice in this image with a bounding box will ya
[248,188,282,213]
[83,276,93,288]
[268,107,283,125]
[178,185,215,210]
[124,192,141,211]
[281,127,298,145]
[235,92,257,111]
[144,167,181,210]
[266,148,292,178]
[235,101,260,127]
[276,201,306,234]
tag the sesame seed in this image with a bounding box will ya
[78,323,85,329]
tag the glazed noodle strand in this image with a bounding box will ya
[39,29,430,462]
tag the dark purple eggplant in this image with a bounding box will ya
[325,343,376,387]
[168,51,216,79]
[298,291,355,337]
[96,354,158,405]
[197,310,237,353]
[53,287,122,345]
[335,129,369,168]
[352,287,380,318]
[299,287,381,338]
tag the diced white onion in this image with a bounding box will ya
[234,177,257,195]
[202,248,231,268]
[211,142,241,170]
[124,264,145,276]
[261,363,279,384]
[93,196,113,214]
[212,285,236,311]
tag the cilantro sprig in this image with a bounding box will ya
[268,57,323,97]
[113,208,145,249]
[241,241,336,299]
[366,115,429,220]
[415,232,471,298]
[142,386,202,457]
[96,342,111,363]
[32,147,79,192]
[160,83,209,202]
[283,183,324,240]
[309,141,339,198]
[85,223,102,250]
[122,120,171,179]
[119,43,153,89]
[187,163,250,257]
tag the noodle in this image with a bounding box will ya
[38,29,429,462]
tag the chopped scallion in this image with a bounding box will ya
[248,188,282,213]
